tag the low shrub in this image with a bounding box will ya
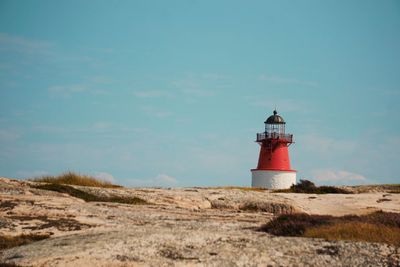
[0,234,50,250]
[317,186,351,194]
[274,180,352,194]
[32,184,148,205]
[31,171,122,188]
[239,202,297,215]
[260,211,400,246]
[363,210,400,228]
[259,213,333,236]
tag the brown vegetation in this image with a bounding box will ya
[274,179,352,194]
[384,184,400,194]
[8,215,91,231]
[260,211,400,246]
[31,171,122,188]
[304,222,400,246]
[32,183,148,205]
[239,202,297,214]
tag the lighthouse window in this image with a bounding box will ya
[265,124,285,136]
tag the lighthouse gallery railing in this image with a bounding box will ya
[256,132,293,143]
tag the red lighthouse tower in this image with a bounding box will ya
[251,110,296,189]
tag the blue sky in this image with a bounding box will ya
[1,1,399,186]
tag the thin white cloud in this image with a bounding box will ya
[299,134,357,156]
[127,174,179,187]
[295,131,400,185]
[0,33,103,81]
[180,88,215,97]
[258,74,318,87]
[133,90,168,98]
[155,174,178,184]
[201,73,230,80]
[0,32,53,55]
[312,169,367,184]
[48,75,115,97]
[0,62,11,70]
[48,84,88,96]
[248,98,310,113]
[172,76,216,97]
[32,123,149,137]
[92,122,112,130]
[16,170,49,179]
[0,129,21,142]
[93,171,115,183]
[88,76,113,84]
[140,106,173,118]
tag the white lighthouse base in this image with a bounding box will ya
[251,170,296,189]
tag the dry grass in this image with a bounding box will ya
[0,234,50,250]
[239,202,297,214]
[386,184,400,188]
[304,222,400,246]
[384,184,400,194]
[32,183,148,205]
[344,184,400,194]
[31,171,122,188]
[260,211,400,245]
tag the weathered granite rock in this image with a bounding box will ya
[0,177,399,266]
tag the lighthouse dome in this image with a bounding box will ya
[265,110,285,124]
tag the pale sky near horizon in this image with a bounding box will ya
[1,1,399,187]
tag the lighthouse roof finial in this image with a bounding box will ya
[265,109,285,124]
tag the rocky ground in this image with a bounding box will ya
[0,177,399,266]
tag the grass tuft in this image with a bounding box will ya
[260,211,400,246]
[30,171,122,188]
[32,183,148,205]
[0,234,50,250]
[274,179,352,194]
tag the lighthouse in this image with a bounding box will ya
[251,110,296,189]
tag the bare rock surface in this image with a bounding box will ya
[0,177,399,266]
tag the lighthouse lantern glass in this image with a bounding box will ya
[265,123,285,135]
